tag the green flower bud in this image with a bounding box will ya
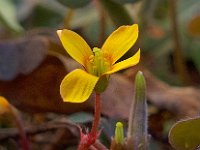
[115,122,125,145]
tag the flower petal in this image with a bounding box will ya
[0,96,10,114]
[57,29,93,67]
[60,69,99,103]
[105,49,140,75]
[102,24,138,64]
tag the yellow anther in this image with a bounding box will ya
[93,66,97,69]
[103,51,108,54]
[89,55,94,60]
[104,62,109,66]
[104,58,109,62]
[86,47,112,76]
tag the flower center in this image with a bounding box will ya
[86,47,111,76]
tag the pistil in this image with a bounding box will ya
[87,47,111,76]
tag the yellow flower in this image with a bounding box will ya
[57,24,140,103]
[0,96,10,114]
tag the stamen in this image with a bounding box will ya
[86,47,111,76]
[89,55,94,60]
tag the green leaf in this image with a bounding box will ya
[0,0,23,32]
[190,42,200,73]
[29,4,63,27]
[99,0,133,27]
[112,0,140,4]
[57,0,91,9]
[169,117,200,150]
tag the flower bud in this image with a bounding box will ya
[127,71,148,150]
[115,122,125,145]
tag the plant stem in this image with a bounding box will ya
[91,93,101,136]
[77,93,101,150]
[93,0,106,46]
[63,9,74,28]
[168,0,191,84]
[10,107,29,150]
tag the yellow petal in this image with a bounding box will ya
[102,24,138,64]
[105,49,140,75]
[60,69,99,103]
[57,29,93,67]
[0,96,10,114]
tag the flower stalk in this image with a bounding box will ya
[0,97,29,150]
[77,93,101,150]
[10,106,29,150]
[91,93,101,136]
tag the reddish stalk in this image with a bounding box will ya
[78,93,101,150]
[10,107,29,150]
[91,93,101,136]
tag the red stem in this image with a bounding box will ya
[10,107,29,150]
[91,93,101,136]
[77,93,101,150]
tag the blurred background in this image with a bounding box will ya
[0,0,200,149]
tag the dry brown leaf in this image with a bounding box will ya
[0,36,48,81]
[188,14,200,36]
[0,55,91,114]
[125,66,200,117]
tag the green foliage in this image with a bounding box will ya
[57,0,91,9]
[57,0,139,9]
[188,40,200,73]
[100,0,133,27]
[169,117,200,150]
[0,0,23,33]
[112,0,140,4]
[29,4,63,27]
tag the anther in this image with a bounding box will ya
[89,55,94,60]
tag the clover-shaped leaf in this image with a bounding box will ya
[169,117,200,150]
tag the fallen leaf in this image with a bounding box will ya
[0,55,90,114]
[0,36,48,81]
